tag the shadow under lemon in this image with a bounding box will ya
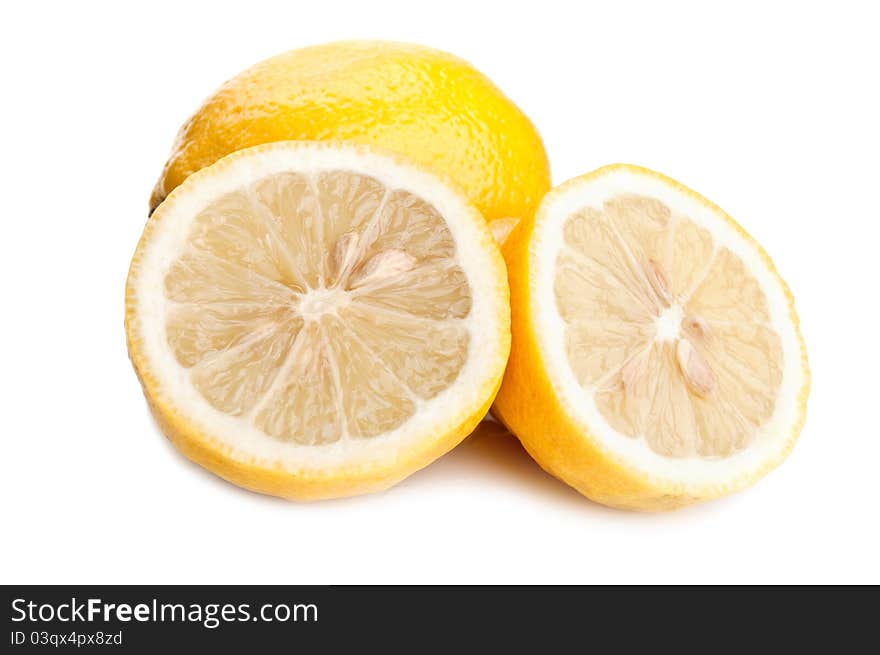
[405,418,598,510]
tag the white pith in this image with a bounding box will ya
[130,143,506,473]
[532,168,806,488]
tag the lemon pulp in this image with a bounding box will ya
[163,169,472,445]
[555,193,783,458]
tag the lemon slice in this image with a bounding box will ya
[493,164,809,510]
[127,142,510,500]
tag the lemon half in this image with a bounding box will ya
[127,142,510,500]
[494,164,809,510]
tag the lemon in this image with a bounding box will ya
[127,142,510,500]
[493,164,810,510]
[150,41,550,226]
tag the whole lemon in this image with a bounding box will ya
[151,41,551,223]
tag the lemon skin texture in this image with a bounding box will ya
[150,41,551,224]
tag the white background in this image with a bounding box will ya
[2,0,877,584]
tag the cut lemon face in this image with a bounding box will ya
[493,164,809,510]
[126,142,510,500]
